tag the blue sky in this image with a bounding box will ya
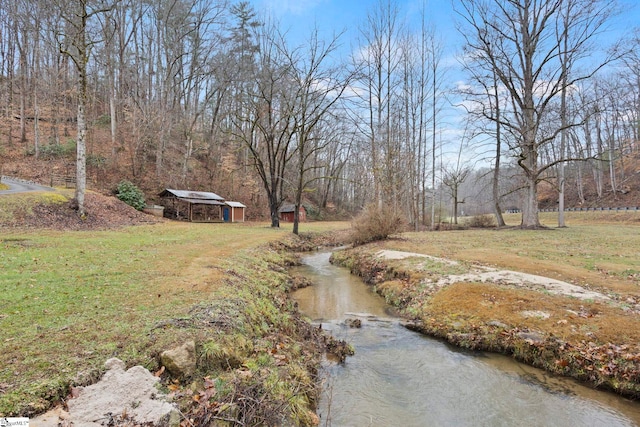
[247,0,640,66]
[247,0,463,61]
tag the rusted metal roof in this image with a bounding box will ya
[159,189,225,201]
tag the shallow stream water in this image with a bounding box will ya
[291,251,640,427]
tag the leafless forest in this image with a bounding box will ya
[0,0,638,227]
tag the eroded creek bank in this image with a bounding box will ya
[329,244,640,400]
[292,250,640,426]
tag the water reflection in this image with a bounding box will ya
[292,252,640,427]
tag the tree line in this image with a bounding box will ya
[0,0,637,229]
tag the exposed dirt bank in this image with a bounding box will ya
[0,189,160,230]
[331,246,640,399]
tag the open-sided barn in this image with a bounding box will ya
[159,189,246,223]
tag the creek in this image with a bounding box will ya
[291,251,640,427]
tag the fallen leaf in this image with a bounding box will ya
[154,366,165,377]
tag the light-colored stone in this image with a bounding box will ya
[520,310,551,319]
[31,407,70,427]
[487,320,508,329]
[160,340,197,377]
[33,358,179,427]
[517,331,546,344]
[64,357,179,426]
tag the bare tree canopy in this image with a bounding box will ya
[457,0,621,228]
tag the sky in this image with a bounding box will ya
[248,0,464,62]
[245,0,474,152]
[247,0,640,65]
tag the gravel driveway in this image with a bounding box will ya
[0,176,54,194]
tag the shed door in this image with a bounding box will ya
[223,207,230,222]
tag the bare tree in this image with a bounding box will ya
[282,29,351,235]
[353,0,403,209]
[399,6,438,230]
[456,49,507,226]
[457,0,620,228]
[490,68,507,226]
[230,20,297,228]
[56,0,120,217]
[442,164,470,224]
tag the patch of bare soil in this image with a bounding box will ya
[5,191,162,230]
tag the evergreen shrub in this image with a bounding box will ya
[116,180,145,211]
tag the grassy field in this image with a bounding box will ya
[402,211,640,295]
[0,219,346,416]
[2,204,640,414]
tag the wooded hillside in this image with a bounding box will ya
[1,0,638,226]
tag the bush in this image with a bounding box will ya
[350,204,407,245]
[39,140,77,159]
[116,180,145,211]
[466,214,497,228]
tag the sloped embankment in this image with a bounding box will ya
[145,238,351,426]
[331,246,640,399]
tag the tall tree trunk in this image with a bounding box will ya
[576,154,585,204]
[452,186,459,224]
[72,1,90,218]
[492,70,505,227]
[430,63,436,229]
[558,7,569,228]
[595,112,604,198]
[522,174,540,228]
[19,59,26,143]
[520,127,541,228]
[269,189,280,228]
[293,164,303,235]
[75,61,88,217]
[34,92,40,159]
[110,82,117,156]
[609,139,617,196]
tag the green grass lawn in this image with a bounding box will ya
[0,220,346,416]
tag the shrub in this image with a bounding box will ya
[94,114,111,127]
[116,180,145,211]
[466,214,497,228]
[350,204,407,245]
[87,154,107,168]
[33,140,77,159]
